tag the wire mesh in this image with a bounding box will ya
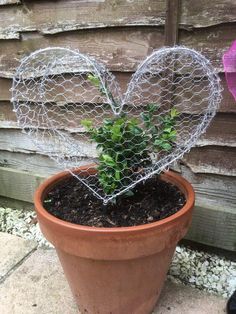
[12,46,222,203]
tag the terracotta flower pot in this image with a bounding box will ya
[34,166,195,314]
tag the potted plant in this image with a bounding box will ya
[35,167,194,314]
[13,47,221,314]
[34,74,195,314]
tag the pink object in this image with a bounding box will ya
[223,40,236,100]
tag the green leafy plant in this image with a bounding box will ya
[82,114,150,194]
[142,105,179,152]
[82,74,179,195]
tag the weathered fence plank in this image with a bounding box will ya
[185,203,236,251]
[180,0,236,29]
[0,24,234,76]
[179,23,236,72]
[0,79,11,100]
[182,146,236,176]
[0,166,45,202]
[165,0,179,46]
[0,28,165,77]
[1,144,236,179]
[2,164,235,212]
[0,151,93,176]
[1,72,236,114]
[196,113,236,147]
[0,151,58,175]
[181,165,236,251]
[0,0,166,39]
[0,111,236,150]
[0,0,235,39]
[0,124,236,177]
[181,166,236,205]
[0,128,98,157]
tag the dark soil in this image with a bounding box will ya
[43,175,186,228]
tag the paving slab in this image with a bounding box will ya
[0,232,37,282]
[0,247,227,314]
[155,281,226,314]
[0,249,77,314]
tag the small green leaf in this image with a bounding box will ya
[141,113,150,122]
[81,119,93,129]
[160,142,172,151]
[115,170,121,181]
[100,154,116,166]
[163,127,172,134]
[104,118,113,126]
[154,138,162,146]
[132,126,143,135]
[170,130,177,136]
[87,74,100,88]
[170,108,179,118]
[169,130,177,140]
[147,103,157,113]
[111,124,122,141]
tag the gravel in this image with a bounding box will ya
[0,207,52,248]
[168,246,236,298]
[0,206,235,297]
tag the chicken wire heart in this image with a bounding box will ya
[12,46,222,203]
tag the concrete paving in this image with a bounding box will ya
[156,281,226,314]
[0,232,37,282]
[0,233,227,314]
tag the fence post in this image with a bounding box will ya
[165,0,180,46]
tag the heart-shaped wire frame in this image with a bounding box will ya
[12,46,222,203]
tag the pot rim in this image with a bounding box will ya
[34,164,195,235]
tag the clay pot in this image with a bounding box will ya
[34,165,194,314]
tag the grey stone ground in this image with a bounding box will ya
[0,232,37,282]
[0,232,227,314]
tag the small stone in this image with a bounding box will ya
[175,246,181,253]
[189,277,196,283]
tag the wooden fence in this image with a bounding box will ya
[0,0,235,251]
